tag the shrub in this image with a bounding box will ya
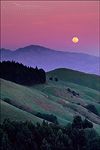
[86,104,98,115]
[3,98,11,104]
[72,91,76,96]
[54,77,58,82]
[72,115,82,129]
[36,112,58,124]
[67,88,71,92]
[49,77,53,80]
[82,119,93,129]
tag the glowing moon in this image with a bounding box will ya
[72,37,79,43]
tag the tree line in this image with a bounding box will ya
[0,61,46,86]
[0,116,100,150]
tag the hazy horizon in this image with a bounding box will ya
[1,44,99,58]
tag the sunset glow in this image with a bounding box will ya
[1,1,99,56]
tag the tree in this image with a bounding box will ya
[40,138,51,150]
[1,132,12,150]
[67,88,71,92]
[84,128,98,141]
[86,137,100,150]
[54,77,58,82]
[86,104,98,115]
[71,129,86,150]
[72,116,82,129]
[71,91,76,96]
[0,117,99,150]
[82,119,93,129]
[49,77,53,81]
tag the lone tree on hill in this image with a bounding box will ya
[49,77,53,80]
[67,88,71,92]
[54,77,58,82]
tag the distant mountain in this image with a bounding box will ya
[1,45,99,75]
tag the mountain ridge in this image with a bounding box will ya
[1,44,99,75]
[1,44,99,57]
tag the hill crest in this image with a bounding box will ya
[47,68,100,91]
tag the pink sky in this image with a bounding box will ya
[1,1,99,56]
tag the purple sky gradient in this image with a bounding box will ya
[1,1,99,56]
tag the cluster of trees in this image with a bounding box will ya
[0,116,100,150]
[0,61,46,86]
[67,88,79,96]
[35,113,58,124]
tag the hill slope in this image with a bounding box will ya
[1,100,43,124]
[47,68,100,91]
[1,71,100,133]
[1,45,99,75]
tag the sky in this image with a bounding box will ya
[1,1,99,56]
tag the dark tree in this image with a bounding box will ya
[54,77,58,82]
[67,88,71,92]
[0,117,100,150]
[72,116,82,129]
[82,119,93,129]
[49,77,53,81]
[86,104,98,115]
[71,91,76,96]
[35,113,58,124]
[40,138,51,150]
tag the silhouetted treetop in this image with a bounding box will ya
[0,116,99,150]
[0,61,46,86]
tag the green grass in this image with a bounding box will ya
[47,68,100,91]
[1,79,74,124]
[0,68,100,133]
[1,100,43,124]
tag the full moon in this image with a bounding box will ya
[72,37,79,43]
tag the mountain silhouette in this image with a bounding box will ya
[1,45,99,75]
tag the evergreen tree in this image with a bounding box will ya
[82,119,93,129]
[72,116,82,129]
[0,61,46,86]
[0,117,99,150]
[40,138,51,150]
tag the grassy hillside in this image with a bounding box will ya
[46,68,100,91]
[1,100,43,124]
[0,68,100,133]
[1,79,70,125]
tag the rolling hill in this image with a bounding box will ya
[1,68,100,133]
[47,68,100,91]
[1,100,43,124]
[1,45,99,75]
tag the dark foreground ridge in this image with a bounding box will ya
[0,116,100,150]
